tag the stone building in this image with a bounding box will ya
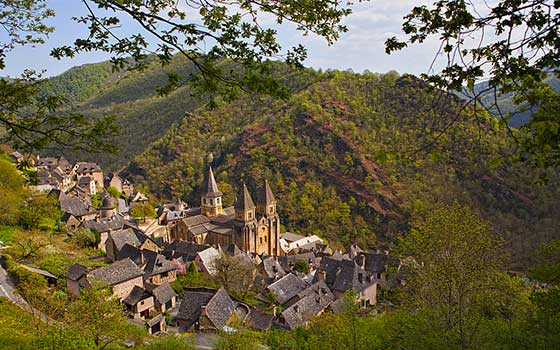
[173,166,282,256]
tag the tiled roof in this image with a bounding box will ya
[204,288,236,329]
[201,166,222,198]
[142,251,176,277]
[234,184,256,211]
[110,228,141,251]
[246,309,274,331]
[59,193,92,217]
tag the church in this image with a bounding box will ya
[171,166,282,256]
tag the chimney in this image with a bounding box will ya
[319,270,327,281]
[358,254,366,268]
[384,250,389,255]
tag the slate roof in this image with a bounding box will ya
[176,288,236,330]
[183,215,211,227]
[196,247,221,275]
[281,232,306,243]
[224,244,243,256]
[266,273,308,305]
[146,282,177,304]
[21,264,58,280]
[142,251,176,277]
[110,228,141,251]
[59,193,92,217]
[100,196,117,210]
[88,258,144,286]
[355,252,400,274]
[234,183,256,211]
[76,162,102,173]
[246,309,275,331]
[176,290,215,328]
[204,288,236,329]
[261,257,286,280]
[201,166,222,198]
[78,176,93,185]
[117,244,143,264]
[65,263,88,281]
[123,285,151,306]
[278,252,320,272]
[164,241,208,256]
[277,281,335,330]
[83,215,128,233]
[314,257,374,293]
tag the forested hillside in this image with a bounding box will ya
[124,70,560,270]
[41,59,560,270]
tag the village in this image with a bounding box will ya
[3,152,402,337]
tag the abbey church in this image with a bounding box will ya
[171,166,282,256]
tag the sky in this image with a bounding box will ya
[0,0,443,78]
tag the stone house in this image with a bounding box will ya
[275,280,335,330]
[123,285,155,319]
[77,176,97,195]
[75,162,104,190]
[146,282,177,313]
[175,287,236,332]
[65,263,90,296]
[264,273,308,306]
[87,258,144,300]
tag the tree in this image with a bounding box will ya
[19,193,61,230]
[65,286,142,350]
[72,227,99,248]
[1,0,356,152]
[0,157,25,225]
[396,204,514,350]
[130,203,156,223]
[386,0,560,169]
[212,254,257,299]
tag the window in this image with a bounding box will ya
[377,273,382,279]
[269,206,274,213]
[248,211,253,219]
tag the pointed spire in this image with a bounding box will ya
[202,166,222,198]
[234,183,256,211]
[261,179,276,206]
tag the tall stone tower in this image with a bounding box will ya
[233,183,257,253]
[257,179,281,256]
[201,166,223,217]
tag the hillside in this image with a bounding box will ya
[40,60,560,270]
[470,73,560,127]
[124,70,560,270]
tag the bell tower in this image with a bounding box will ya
[201,166,223,217]
[233,183,257,253]
[257,179,281,256]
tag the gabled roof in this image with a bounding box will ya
[65,263,89,281]
[355,252,400,274]
[261,257,286,280]
[196,247,221,275]
[88,258,144,286]
[204,288,236,329]
[176,288,236,330]
[246,309,274,331]
[21,264,58,280]
[314,257,374,293]
[123,285,152,306]
[277,280,335,330]
[201,166,222,198]
[266,273,308,305]
[142,251,176,277]
[83,215,128,233]
[146,282,177,304]
[234,183,256,211]
[183,214,211,227]
[75,162,102,173]
[59,193,93,217]
[110,228,141,251]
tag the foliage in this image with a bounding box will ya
[0,0,54,70]
[130,203,156,222]
[293,259,309,274]
[19,193,61,231]
[72,228,99,249]
[529,240,560,284]
[51,0,357,105]
[127,70,560,267]
[212,254,258,300]
[0,157,25,225]
[106,186,125,199]
[65,286,144,350]
[385,0,560,169]
[37,253,73,278]
[216,329,260,350]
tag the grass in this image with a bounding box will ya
[0,226,17,245]
[0,297,40,349]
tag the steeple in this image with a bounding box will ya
[234,183,256,222]
[257,179,277,217]
[202,166,222,198]
[201,166,223,217]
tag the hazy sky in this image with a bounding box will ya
[1,0,442,77]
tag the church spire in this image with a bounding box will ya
[257,179,277,217]
[234,183,256,211]
[202,166,222,198]
[201,166,223,217]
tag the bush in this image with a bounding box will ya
[72,228,98,248]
